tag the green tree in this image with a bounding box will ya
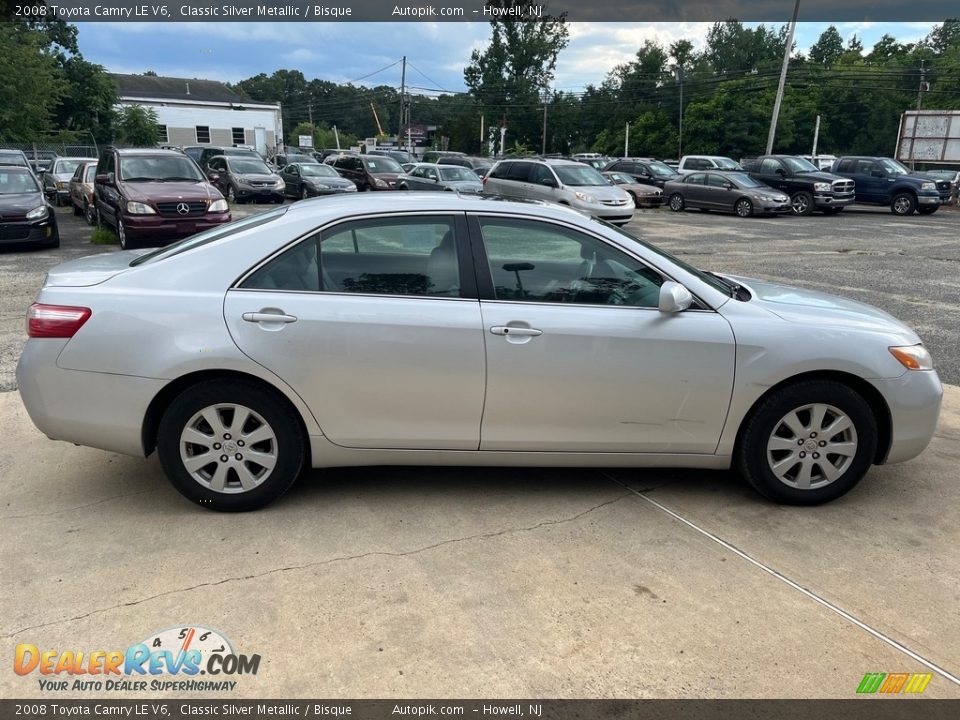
[464,0,569,148]
[114,105,160,146]
[0,25,67,142]
[809,26,844,65]
[927,19,960,53]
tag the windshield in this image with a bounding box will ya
[554,165,607,186]
[877,158,910,175]
[728,172,765,188]
[83,164,97,182]
[714,158,741,169]
[302,164,338,177]
[601,220,730,297]
[439,166,478,182]
[120,155,206,182]
[363,156,403,173]
[782,157,820,173]
[130,207,288,266]
[55,159,83,175]
[606,173,632,185]
[0,169,40,194]
[229,159,271,174]
[646,162,677,177]
[0,153,28,167]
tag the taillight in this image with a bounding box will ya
[482,175,488,186]
[27,303,92,338]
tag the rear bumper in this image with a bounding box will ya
[16,339,164,457]
[869,370,943,465]
[122,212,231,240]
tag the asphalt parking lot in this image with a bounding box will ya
[3,202,959,698]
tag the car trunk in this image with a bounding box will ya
[44,250,148,287]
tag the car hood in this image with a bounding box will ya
[44,250,149,287]
[624,183,661,194]
[236,173,278,183]
[122,181,220,202]
[0,193,45,214]
[576,184,631,201]
[795,170,846,183]
[307,176,354,186]
[729,275,919,339]
[748,188,789,200]
[443,180,484,192]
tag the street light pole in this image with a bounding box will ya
[673,65,684,159]
[766,0,801,155]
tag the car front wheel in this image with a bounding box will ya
[891,193,916,216]
[668,193,684,212]
[157,379,305,511]
[791,191,814,216]
[735,198,753,217]
[117,217,135,250]
[736,380,877,505]
[301,186,309,200]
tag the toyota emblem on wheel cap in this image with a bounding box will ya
[176,202,189,215]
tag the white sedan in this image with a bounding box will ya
[16,195,942,511]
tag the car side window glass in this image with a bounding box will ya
[685,173,705,185]
[478,217,664,308]
[508,163,532,182]
[242,237,321,292]
[707,174,728,188]
[319,218,460,297]
[760,158,781,174]
[530,165,553,184]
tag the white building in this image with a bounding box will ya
[113,74,283,156]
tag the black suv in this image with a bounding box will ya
[830,157,951,216]
[602,158,680,189]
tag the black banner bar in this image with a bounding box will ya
[2,0,959,23]
[3,700,960,720]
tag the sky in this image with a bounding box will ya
[75,21,940,94]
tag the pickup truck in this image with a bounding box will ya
[740,155,855,216]
[829,156,952,216]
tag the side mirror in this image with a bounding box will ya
[658,281,694,313]
[95,172,114,186]
[871,170,885,178]
[541,178,558,187]
[775,168,786,176]
[723,182,734,190]
[210,174,220,183]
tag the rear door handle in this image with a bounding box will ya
[242,311,298,324]
[490,326,542,337]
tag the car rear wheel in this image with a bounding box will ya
[157,379,305,512]
[790,191,814,216]
[916,205,938,215]
[668,193,684,212]
[736,380,877,505]
[735,198,753,217]
[891,192,916,216]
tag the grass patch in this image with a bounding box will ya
[90,227,119,245]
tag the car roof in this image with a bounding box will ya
[114,148,184,156]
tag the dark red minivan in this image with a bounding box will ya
[94,147,231,249]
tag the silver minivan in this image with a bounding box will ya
[482,158,635,225]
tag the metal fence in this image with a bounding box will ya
[4,142,100,159]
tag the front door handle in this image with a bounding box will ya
[490,326,542,337]
[242,311,298,324]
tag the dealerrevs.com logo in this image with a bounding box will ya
[14,625,261,692]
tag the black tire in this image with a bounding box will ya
[157,379,305,512]
[668,193,684,212]
[890,192,916,216]
[117,217,136,250]
[45,232,60,249]
[84,202,96,225]
[735,197,753,218]
[398,183,408,190]
[736,380,877,505]
[301,186,309,200]
[790,191,814,216]
[916,205,938,215]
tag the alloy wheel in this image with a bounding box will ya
[791,195,809,214]
[766,403,858,490]
[735,199,752,217]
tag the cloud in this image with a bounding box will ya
[282,48,320,63]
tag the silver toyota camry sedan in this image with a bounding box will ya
[16,194,942,511]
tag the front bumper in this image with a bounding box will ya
[0,217,58,245]
[917,193,949,205]
[869,369,943,465]
[122,212,232,241]
[16,339,165,457]
[235,186,284,202]
[813,193,855,208]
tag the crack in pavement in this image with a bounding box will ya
[2,493,631,639]
[0,489,163,520]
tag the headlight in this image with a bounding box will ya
[345,184,358,192]
[813,182,831,192]
[574,191,597,203]
[374,178,388,188]
[313,183,330,190]
[125,201,155,215]
[275,179,285,190]
[56,182,66,190]
[889,344,933,371]
[920,182,936,191]
[236,177,253,187]
[208,199,229,213]
[26,205,48,220]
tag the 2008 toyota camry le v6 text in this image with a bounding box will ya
[16,194,943,511]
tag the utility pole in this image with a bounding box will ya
[625,122,630,157]
[673,65,684,159]
[912,59,927,169]
[480,115,485,154]
[308,101,313,128]
[766,0,801,155]
[542,104,547,155]
[811,114,820,158]
[398,56,407,148]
